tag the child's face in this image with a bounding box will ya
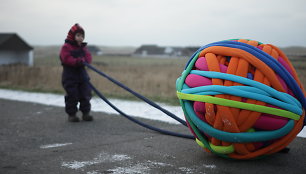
[75,33,84,45]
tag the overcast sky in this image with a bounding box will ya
[1,0,306,47]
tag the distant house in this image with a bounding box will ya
[164,46,184,56]
[87,45,102,55]
[181,47,200,57]
[134,44,199,57]
[0,33,33,66]
[134,45,165,57]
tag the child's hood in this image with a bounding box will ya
[66,23,85,42]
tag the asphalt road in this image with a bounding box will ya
[0,98,305,174]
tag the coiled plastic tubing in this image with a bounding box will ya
[176,39,306,159]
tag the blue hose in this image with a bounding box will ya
[84,62,194,139]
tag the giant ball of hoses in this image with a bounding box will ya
[176,39,306,159]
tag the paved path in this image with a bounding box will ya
[0,99,305,174]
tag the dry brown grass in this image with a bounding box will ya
[0,55,305,105]
[0,56,188,104]
[86,56,187,104]
[89,63,184,102]
[0,64,63,93]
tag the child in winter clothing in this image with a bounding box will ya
[60,23,93,122]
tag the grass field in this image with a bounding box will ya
[0,49,306,106]
[0,54,189,105]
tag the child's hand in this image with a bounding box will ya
[76,58,85,66]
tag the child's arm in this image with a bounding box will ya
[60,45,80,66]
[84,47,92,64]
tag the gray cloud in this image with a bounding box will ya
[0,0,305,46]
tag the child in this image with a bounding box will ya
[59,23,93,122]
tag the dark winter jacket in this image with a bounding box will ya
[60,41,92,67]
[60,23,92,83]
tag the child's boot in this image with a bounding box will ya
[68,115,80,122]
[82,112,93,121]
